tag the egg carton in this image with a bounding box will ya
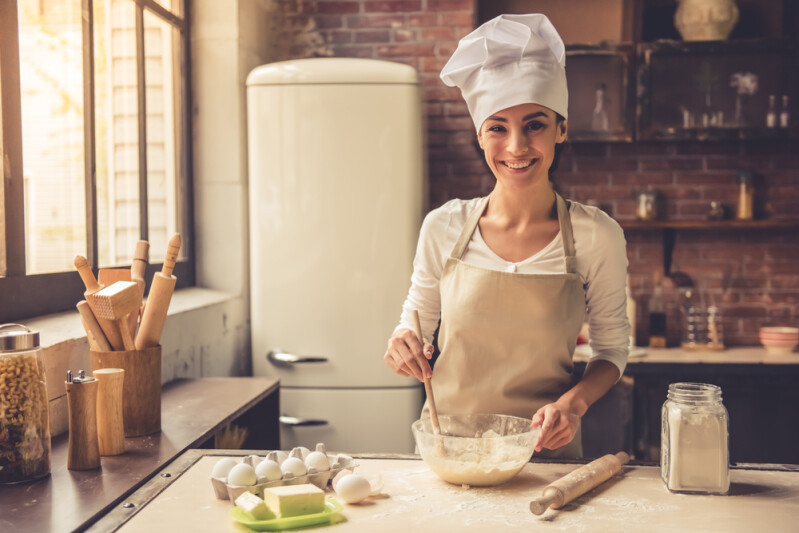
[209,444,358,502]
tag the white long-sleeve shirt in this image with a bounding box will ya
[396,197,630,376]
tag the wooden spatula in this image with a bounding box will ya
[412,310,444,454]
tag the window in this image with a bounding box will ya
[0,0,193,322]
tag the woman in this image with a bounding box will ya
[383,14,629,459]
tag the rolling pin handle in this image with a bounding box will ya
[529,487,563,515]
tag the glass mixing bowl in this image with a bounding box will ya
[411,413,540,486]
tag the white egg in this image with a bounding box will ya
[255,459,282,481]
[304,451,330,472]
[335,474,372,504]
[331,470,353,491]
[281,457,307,477]
[227,463,257,486]
[211,457,238,479]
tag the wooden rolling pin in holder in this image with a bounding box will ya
[530,451,630,515]
[136,234,181,350]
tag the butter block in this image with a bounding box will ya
[234,491,273,520]
[263,483,325,518]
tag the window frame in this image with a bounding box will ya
[0,0,194,323]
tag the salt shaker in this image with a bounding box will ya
[661,382,729,494]
[94,368,125,456]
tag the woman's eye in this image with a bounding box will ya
[488,125,506,133]
[525,121,545,131]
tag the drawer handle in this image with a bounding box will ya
[267,350,328,366]
[279,416,329,427]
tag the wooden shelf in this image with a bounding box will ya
[619,218,799,230]
[618,218,799,275]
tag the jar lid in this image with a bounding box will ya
[0,323,41,351]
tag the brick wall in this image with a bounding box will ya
[270,0,799,345]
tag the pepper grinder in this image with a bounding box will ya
[66,370,101,470]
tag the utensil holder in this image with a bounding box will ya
[91,346,161,436]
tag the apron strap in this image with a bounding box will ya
[450,196,489,260]
[555,193,578,274]
[449,192,577,275]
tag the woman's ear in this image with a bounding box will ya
[477,130,484,150]
[556,120,568,143]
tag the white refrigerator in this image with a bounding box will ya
[246,58,425,453]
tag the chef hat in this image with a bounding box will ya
[441,14,568,131]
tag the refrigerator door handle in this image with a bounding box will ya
[267,350,328,366]
[279,416,329,427]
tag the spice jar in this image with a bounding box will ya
[635,187,659,221]
[661,383,729,495]
[0,324,51,483]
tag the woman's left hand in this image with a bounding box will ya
[530,400,581,452]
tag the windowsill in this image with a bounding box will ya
[18,287,238,350]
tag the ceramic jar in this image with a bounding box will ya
[674,0,739,41]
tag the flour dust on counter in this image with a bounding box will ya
[101,451,799,533]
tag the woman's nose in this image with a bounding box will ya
[508,131,529,155]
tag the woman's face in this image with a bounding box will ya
[477,103,567,190]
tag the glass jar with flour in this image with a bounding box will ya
[661,382,729,494]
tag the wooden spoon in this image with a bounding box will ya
[412,310,442,438]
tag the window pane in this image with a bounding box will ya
[144,10,182,263]
[96,0,141,267]
[19,0,86,274]
[152,0,181,17]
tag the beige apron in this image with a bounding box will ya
[424,193,585,459]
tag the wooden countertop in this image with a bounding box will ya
[92,450,799,533]
[0,377,279,533]
[575,345,799,365]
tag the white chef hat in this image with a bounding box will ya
[440,14,568,132]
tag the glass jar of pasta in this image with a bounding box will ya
[0,324,51,483]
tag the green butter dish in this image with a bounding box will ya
[230,497,344,531]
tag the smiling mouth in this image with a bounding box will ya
[502,159,536,169]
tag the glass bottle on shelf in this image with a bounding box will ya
[766,95,777,128]
[735,171,754,220]
[780,95,790,128]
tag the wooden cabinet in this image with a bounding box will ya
[477,1,798,142]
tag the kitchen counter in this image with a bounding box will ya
[574,345,799,374]
[0,377,279,533]
[89,450,799,533]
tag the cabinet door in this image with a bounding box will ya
[279,387,423,454]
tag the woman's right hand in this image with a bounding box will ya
[384,328,434,381]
